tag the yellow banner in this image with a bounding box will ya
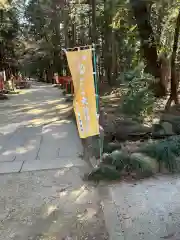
[66,49,99,138]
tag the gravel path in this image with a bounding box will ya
[0,82,108,240]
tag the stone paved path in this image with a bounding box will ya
[0,82,108,240]
[4,82,180,240]
[0,82,83,173]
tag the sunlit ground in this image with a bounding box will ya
[0,82,80,163]
[0,168,108,239]
[0,83,108,239]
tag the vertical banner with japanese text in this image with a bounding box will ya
[65,49,99,138]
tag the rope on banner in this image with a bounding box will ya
[62,44,100,52]
[62,45,95,52]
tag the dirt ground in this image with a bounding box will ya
[0,168,108,240]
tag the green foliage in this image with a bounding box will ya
[88,136,180,182]
[140,136,180,172]
[110,150,128,171]
[0,4,20,71]
[88,148,156,181]
[102,150,130,168]
[21,0,180,85]
[120,64,155,121]
[87,150,129,181]
[87,164,121,181]
[129,153,157,177]
[103,142,122,153]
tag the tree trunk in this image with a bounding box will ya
[50,0,62,75]
[91,0,97,43]
[111,0,117,84]
[130,0,166,97]
[165,10,180,110]
[103,0,113,85]
[64,7,70,48]
[71,20,76,47]
[63,6,71,75]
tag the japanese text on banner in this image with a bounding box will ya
[65,49,99,138]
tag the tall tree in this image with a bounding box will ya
[0,1,19,76]
[130,0,167,97]
[166,9,180,109]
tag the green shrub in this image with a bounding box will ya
[102,150,130,170]
[120,64,155,121]
[140,136,180,172]
[130,153,158,177]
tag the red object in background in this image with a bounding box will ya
[55,75,74,94]
[62,77,73,94]
[0,77,4,91]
